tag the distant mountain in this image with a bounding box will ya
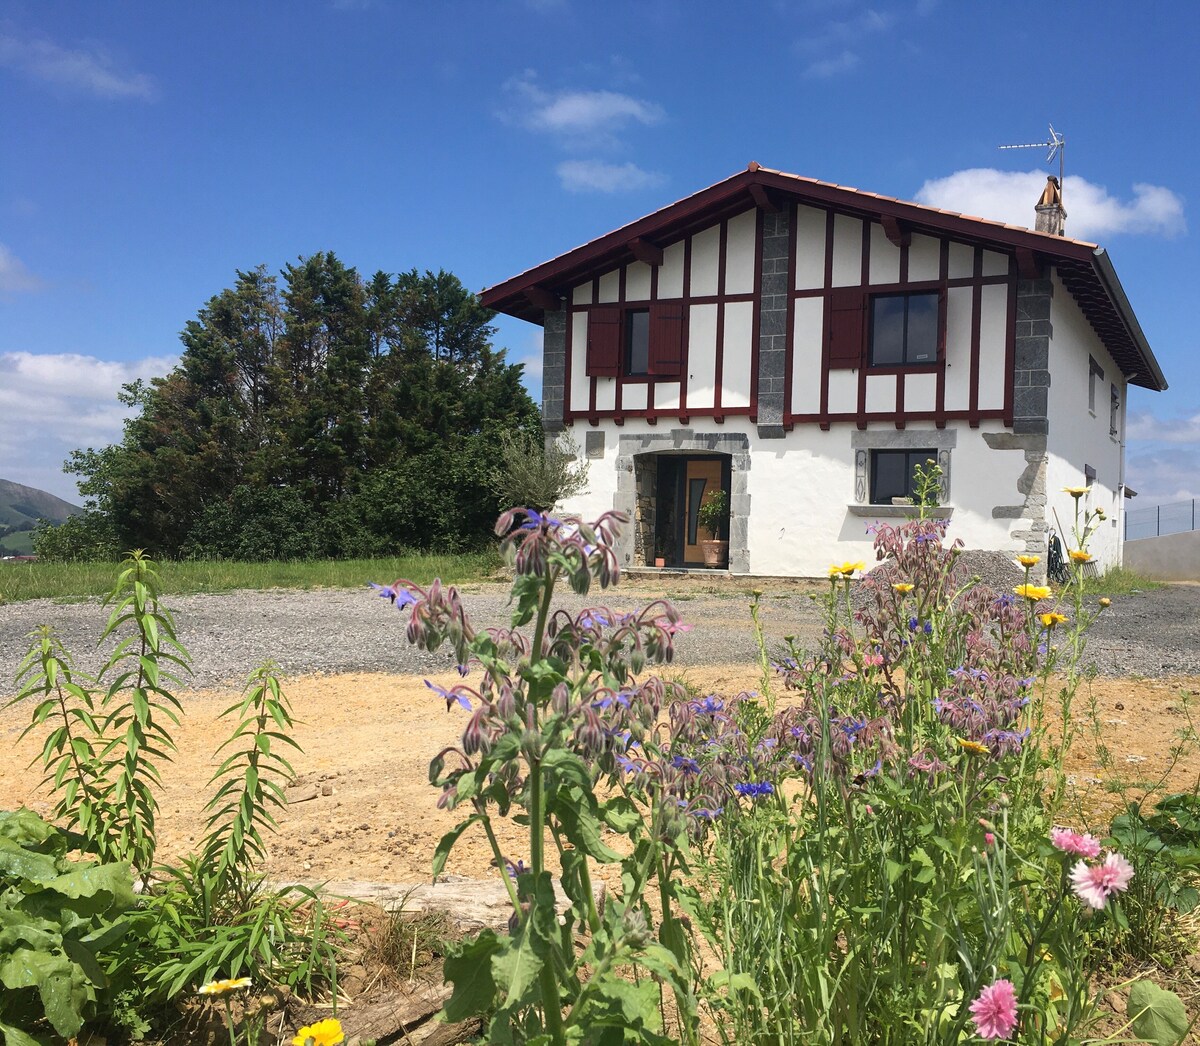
[0,478,81,555]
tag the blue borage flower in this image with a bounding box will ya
[733,781,775,798]
[517,508,565,531]
[672,754,701,774]
[503,858,530,880]
[692,695,724,715]
[426,678,472,711]
[369,581,418,608]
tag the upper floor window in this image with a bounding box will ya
[1110,383,1120,437]
[869,292,939,367]
[585,303,684,379]
[625,309,650,376]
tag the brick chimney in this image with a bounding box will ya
[1035,175,1066,236]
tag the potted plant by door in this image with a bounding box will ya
[697,489,729,569]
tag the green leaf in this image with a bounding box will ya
[492,872,557,1008]
[442,929,503,1022]
[1128,980,1189,1046]
[0,1019,45,1046]
[600,796,641,834]
[553,787,622,863]
[433,815,484,878]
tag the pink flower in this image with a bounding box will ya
[985,832,995,848]
[969,979,1018,1040]
[1070,851,1134,909]
[1050,827,1102,858]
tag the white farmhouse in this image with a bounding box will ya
[481,164,1167,578]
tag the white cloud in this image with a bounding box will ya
[0,351,175,503]
[914,169,1186,240]
[798,8,896,78]
[1126,409,1200,445]
[1125,446,1200,505]
[557,159,664,194]
[0,244,43,294]
[0,29,156,100]
[503,70,663,149]
[804,50,860,78]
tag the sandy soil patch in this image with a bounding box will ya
[3,666,1198,887]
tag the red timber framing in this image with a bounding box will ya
[562,211,757,427]
[481,165,1167,432]
[792,202,1015,431]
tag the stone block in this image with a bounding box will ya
[731,493,751,517]
[1013,386,1048,419]
[1015,336,1049,370]
[757,423,786,439]
[760,310,787,337]
[761,273,788,297]
[585,431,605,459]
[1017,295,1051,321]
[1013,417,1049,435]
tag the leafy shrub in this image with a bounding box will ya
[492,429,589,513]
[33,510,120,562]
[0,808,134,1043]
[182,485,326,561]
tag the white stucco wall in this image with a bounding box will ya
[1045,273,1127,568]
[559,417,1033,577]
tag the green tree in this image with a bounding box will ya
[51,256,539,558]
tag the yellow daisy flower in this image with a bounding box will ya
[1016,554,1040,568]
[199,977,252,995]
[1062,486,1089,498]
[1068,549,1093,563]
[828,561,865,577]
[1039,612,1068,628]
[1014,584,1052,602]
[892,582,915,593]
[292,1019,345,1046]
[957,738,989,756]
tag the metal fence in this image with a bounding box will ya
[1124,498,1200,540]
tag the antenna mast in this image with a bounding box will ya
[998,123,1066,199]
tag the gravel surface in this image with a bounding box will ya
[1,578,1198,691]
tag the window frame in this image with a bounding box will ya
[867,291,942,369]
[1109,382,1120,437]
[1088,356,1104,414]
[869,448,938,504]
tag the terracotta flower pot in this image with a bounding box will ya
[700,539,729,569]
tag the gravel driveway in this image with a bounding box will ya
[2,577,1199,692]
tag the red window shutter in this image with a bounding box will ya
[648,301,685,376]
[586,306,621,376]
[828,288,864,369]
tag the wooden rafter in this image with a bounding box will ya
[881,214,911,248]
[628,237,663,267]
[748,183,779,213]
[525,285,560,312]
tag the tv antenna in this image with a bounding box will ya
[998,123,1065,188]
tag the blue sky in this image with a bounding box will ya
[1,0,1197,511]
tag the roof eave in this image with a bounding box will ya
[1090,248,1168,392]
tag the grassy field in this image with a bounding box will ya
[0,550,504,603]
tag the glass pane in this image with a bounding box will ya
[871,452,907,503]
[905,294,939,363]
[688,478,706,545]
[626,310,649,375]
[870,297,905,366]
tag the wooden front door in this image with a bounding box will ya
[682,458,724,564]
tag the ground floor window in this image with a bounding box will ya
[870,448,936,503]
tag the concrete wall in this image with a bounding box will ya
[1124,531,1200,582]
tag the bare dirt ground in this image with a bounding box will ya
[2,665,1197,889]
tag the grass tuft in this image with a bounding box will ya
[0,551,503,603]
[1080,566,1164,597]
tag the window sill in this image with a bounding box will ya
[848,504,955,518]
